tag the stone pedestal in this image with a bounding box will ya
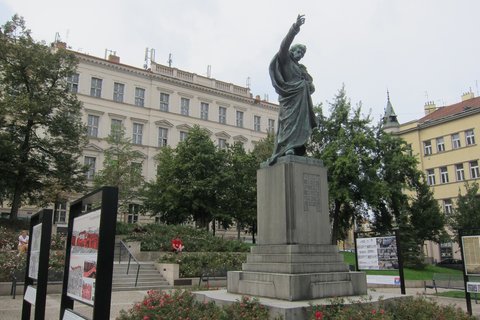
[227,156,367,301]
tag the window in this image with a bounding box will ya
[87,115,99,137]
[90,77,102,97]
[179,131,188,142]
[200,102,209,120]
[268,119,275,133]
[219,106,227,124]
[436,137,445,152]
[451,133,461,149]
[466,129,476,146]
[236,111,244,128]
[135,87,145,107]
[54,202,67,224]
[158,127,168,147]
[218,138,227,149]
[440,166,449,184]
[443,199,453,215]
[113,82,124,102]
[470,160,480,179]
[181,98,190,116]
[128,203,140,223]
[254,115,261,131]
[67,73,79,93]
[84,156,96,180]
[455,163,465,181]
[440,242,453,260]
[426,169,436,185]
[423,140,432,155]
[132,123,143,145]
[160,93,169,112]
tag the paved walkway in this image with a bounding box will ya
[0,287,479,319]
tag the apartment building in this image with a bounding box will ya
[2,41,279,226]
[396,92,480,261]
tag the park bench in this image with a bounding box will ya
[198,266,228,286]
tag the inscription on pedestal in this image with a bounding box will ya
[303,173,321,212]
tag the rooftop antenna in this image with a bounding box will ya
[167,53,173,67]
[144,48,156,69]
[207,65,212,78]
[54,32,61,42]
[246,77,251,89]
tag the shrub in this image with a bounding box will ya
[125,224,250,253]
[118,290,277,320]
[0,226,19,251]
[158,252,247,277]
[307,295,475,320]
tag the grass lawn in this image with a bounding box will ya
[341,251,463,281]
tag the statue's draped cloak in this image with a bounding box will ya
[267,51,317,165]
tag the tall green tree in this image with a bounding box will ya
[309,86,378,244]
[93,126,145,219]
[144,126,226,230]
[0,15,86,219]
[449,182,480,235]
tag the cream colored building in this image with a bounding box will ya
[1,42,279,226]
[396,92,480,262]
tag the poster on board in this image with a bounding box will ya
[28,223,42,279]
[356,236,398,270]
[67,209,100,305]
[462,235,480,275]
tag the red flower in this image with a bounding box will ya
[315,310,323,319]
[372,309,377,314]
[143,316,150,320]
[380,309,385,314]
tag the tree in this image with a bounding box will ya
[449,182,480,235]
[309,86,378,244]
[220,142,257,240]
[0,15,87,219]
[93,126,145,219]
[144,126,226,230]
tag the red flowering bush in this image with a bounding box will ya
[308,295,475,320]
[222,295,270,320]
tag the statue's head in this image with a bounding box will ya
[290,44,306,62]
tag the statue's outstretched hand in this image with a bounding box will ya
[295,14,305,28]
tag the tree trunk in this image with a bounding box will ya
[236,221,241,240]
[212,219,216,236]
[330,200,341,245]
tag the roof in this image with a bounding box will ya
[419,96,480,123]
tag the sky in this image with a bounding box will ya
[1,0,479,124]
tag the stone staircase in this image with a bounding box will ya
[111,241,171,291]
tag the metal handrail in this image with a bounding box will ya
[118,240,141,287]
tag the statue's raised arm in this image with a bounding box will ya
[267,14,317,166]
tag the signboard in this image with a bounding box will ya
[467,282,480,293]
[67,209,101,306]
[356,236,398,270]
[462,236,480,276]
[366,275,401,286]
[28,223,42,279]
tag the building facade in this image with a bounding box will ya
[2,42,279,226]
[396,92,480,262]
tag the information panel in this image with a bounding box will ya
[67,209,100,305]
[462,235,480,276]
[28,223,42,279]
[356,236,398,270]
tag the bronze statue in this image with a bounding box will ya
[267,14,317,165]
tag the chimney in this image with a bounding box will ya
[108,54,120,64]
[52,41,67,49]
[461,91,474,101]
[424,101,436,115]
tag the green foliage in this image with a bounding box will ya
[309,87,378,243]
[158,252,247,277]
[0,15,87,218]
[449,182,480,235]
[94,126,145,216]
[124,224,250,252]
[307,295,474,320]
[118,290,275,320]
